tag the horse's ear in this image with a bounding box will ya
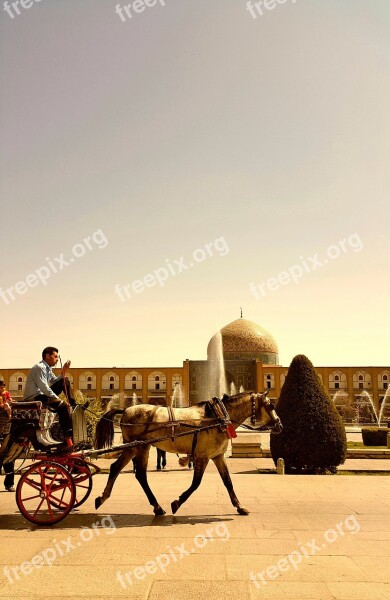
[222,394,230,401]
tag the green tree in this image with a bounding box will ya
[270,355,347,474]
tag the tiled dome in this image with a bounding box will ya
[207,318,279,364]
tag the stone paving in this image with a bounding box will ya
[0,457,389,600]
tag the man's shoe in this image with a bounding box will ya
[5,486,15,492]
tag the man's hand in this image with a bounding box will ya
[62,360,71,374]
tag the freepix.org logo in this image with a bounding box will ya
[246,0,297,19]
[0,229,108,306]
[3,0,44,20]
[115,236,229,302]
[249,233,363,299]
[249,514,361,588]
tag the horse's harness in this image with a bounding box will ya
[161,393,281,460]
[247,392,282,431]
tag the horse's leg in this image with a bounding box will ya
[95,448,135,509]
[171,457,209,514]
[156,448,162,470]
[134,446,166,516]
[212,453,249,515]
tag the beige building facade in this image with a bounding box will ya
[1,319,388,418]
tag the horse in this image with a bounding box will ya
[94,391,282,516]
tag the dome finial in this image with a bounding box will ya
[240,307,243,319]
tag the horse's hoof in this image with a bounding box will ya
[237,506,250,515]
[171,500,180,514]
[95,497,102,510]
[154,506,166,516]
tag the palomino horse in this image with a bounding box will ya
[94,392,282,516]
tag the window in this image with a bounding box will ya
[267,381,271,389]
[384,382,388,390]
[156,383,160,390]
[359,382,364,390]
[383,375,388,381]
[18,384,22,391]
[18,377,23,383]
[334,375,339,381]
[87,383,92,390]
[110,376,115,382]
[358,375,364,381]
[335,382,340,389]
[87,376,92,382]
[155,376,160,382]
[132,376,137,382]
[132,383,137,390]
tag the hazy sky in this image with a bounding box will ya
[1,0,389,369]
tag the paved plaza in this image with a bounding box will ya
[0,456,389,600]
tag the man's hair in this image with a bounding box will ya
[0,380,5,386]
[42,347,59,360]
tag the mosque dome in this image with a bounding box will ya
[207,318,279,365]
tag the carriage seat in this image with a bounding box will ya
[11,401,43,425]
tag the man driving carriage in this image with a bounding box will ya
[23,346,76,450]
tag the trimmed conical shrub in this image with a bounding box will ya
[270,355,347,474]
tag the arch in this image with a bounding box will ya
[148,371,166,391]
[172,374,182,388]
[378,371,390,390]
[264,373,275,390]
[353,371,371,390]
[79,371,97,391]
[102,371,119,391]
[329,371,347,390]
[9,371,27,393]
[125,371,142,391]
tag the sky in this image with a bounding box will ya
[0,0,389,369]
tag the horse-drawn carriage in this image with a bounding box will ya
[0,392,282,526]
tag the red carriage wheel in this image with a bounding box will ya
[16,461,75,526]
[50,458,93,509]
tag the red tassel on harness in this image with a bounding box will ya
[226,423,237,439]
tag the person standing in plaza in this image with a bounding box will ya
[0,380,15,491]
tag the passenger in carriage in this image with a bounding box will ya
[0,380,15,491]
[23,347,76,450]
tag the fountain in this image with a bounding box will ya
[230,382,237,396]
[132,391,138,405]
[239,385,245,393]
[207,331,228,398]
[378,387,390,426]
[172,382,185,407]
[355,390,379,425]
[332,390,349,405]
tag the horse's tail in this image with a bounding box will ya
[94,409,124,449]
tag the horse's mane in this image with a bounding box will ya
[195,392,252,417]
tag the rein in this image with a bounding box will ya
[90,391,282,436]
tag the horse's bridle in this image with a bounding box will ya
[250,392,283,433]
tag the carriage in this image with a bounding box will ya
[0,392,282,526]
